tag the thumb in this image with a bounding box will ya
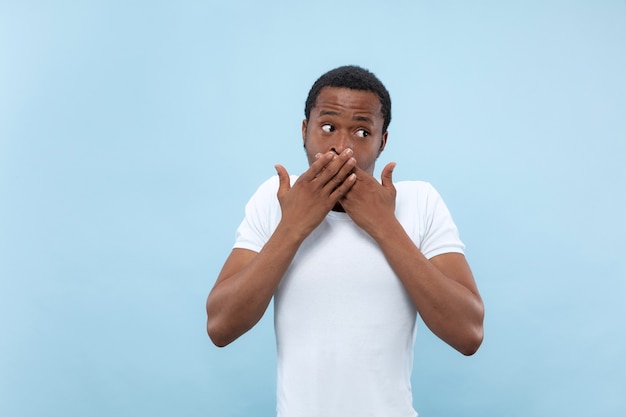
[275,164,291,197]
[381,162,396,188]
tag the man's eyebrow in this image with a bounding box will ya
[317,110,375,124]
[353,115,374,124]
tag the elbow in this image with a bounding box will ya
[457,310,484,356]
[206,319,223,346]
[209,335,231,349]
[206,299,254,347]
[206,295,234,348]
[207,319,233,348]
[458,326,483,356]
[207,323,225,347]
[206,304,231,347]
[459,300,485,356]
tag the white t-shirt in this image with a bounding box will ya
[234,176,465,417]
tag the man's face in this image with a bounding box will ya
[302,87,388,175]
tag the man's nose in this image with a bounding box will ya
[330,131,351,155]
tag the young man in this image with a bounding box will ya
[207,65,484,417]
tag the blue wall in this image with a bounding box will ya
[1,1,624,416]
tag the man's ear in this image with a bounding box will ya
[377,131,389,156]
[302,119,308,147]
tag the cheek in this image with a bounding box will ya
[353,147,380,171]
[303,135,324,154]
[304,143,320,165]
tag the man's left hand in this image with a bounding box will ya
[340,162,397,237]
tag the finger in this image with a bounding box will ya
[323,155,356,192]
[300,152,334,181]
[275,164,291,197]
[330,172,357,200]
[381,162,396,188]
[316,149,354,184]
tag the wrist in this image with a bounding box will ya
[274,220,311,247]
[367,215,403,243]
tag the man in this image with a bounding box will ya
[206,65,484,417]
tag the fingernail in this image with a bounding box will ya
[315,153,321,159]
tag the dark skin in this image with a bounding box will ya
[207,87,484,354]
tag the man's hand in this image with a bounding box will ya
[340,162,397,238]
[275,149,357,240]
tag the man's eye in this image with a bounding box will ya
[321,124,334,133]
[356,129,369,138]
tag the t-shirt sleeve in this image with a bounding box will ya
[233,176,282,253]
[419,183,465,259]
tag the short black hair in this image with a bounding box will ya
[304,65,392,133]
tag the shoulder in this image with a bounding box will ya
[236,175,299,249]
[395,180,441,206]
[254,174,300,194]
[394,180,453,226]
[395,180,437,194]
[394,180,464,257]
[249,174,299,201]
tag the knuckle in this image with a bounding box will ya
[330,174,344,185]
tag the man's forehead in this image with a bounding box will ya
[312,87,383,116]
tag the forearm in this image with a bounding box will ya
[370,218,484,355]
[208,152,359,347]
[207,222,305,347]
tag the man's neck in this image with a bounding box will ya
[332,202,345,212]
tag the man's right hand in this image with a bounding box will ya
[274,148,356,240]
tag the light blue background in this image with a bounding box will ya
[1,1,625,416]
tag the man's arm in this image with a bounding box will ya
[341,164,484,355]
[206,150,357,347]
[372,232,483,356]
[206,231,304,347]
